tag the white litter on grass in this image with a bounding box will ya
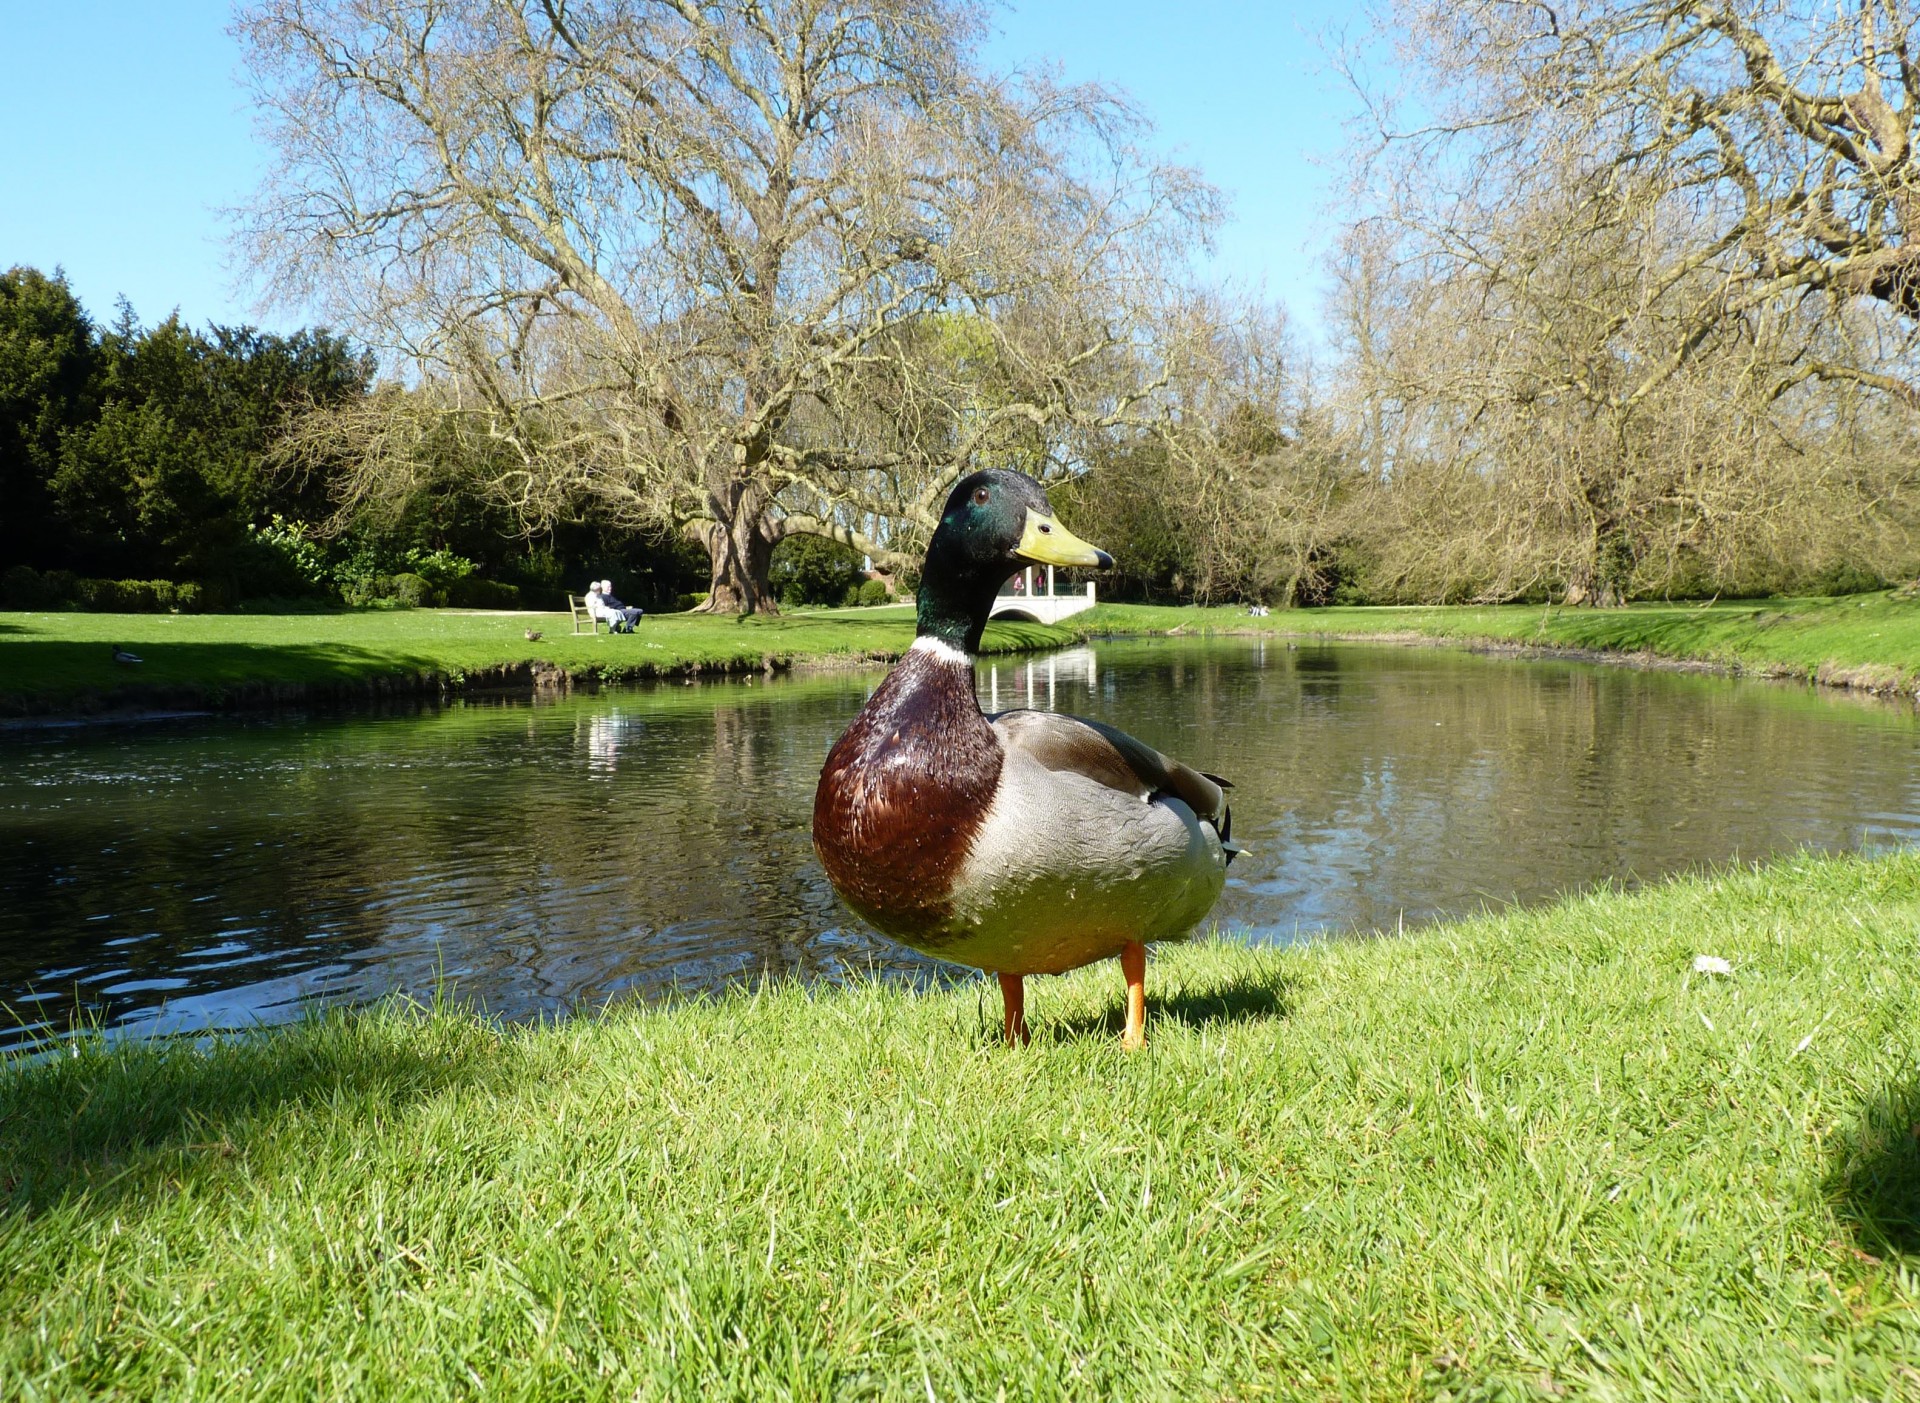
[1788,1010,1834,1060]
[1692,954,1733,977]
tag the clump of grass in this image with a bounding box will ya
[3,851,1918,1398]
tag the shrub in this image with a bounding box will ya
[404,547,477,594]
[1796,561,1887,597]
[386,572,433,608]
[446,576,524,609]
[772,534,866,607]
[336,572,432,608]
[75,579,132,611]
[1,565,60,608]
[43,570,79,606]
[857,578,890,607]
[2,569,206,613]
[337,575,385,608]
[245,515,333,596]
[230,594,341,614]
[79,579,182,612]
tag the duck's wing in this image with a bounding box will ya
[988,709,1238,853]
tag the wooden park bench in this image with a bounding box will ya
[569,594,605,635]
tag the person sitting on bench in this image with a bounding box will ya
[590,578,643,632]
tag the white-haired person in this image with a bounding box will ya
[589,578,643,632]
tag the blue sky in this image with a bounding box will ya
[1,2,1363,339]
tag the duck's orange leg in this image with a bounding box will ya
[998,972,1031,1047]
[1121,941,1147,1050]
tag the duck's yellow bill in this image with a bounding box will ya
[1015,509,1113,569]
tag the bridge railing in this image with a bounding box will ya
[996,565,1096,603]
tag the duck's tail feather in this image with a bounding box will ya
[1212,800,1243,864]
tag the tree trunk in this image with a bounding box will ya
[1564,564,1631,606]
[693,478,780,614]
[1564,492,1633,607]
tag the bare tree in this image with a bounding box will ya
[1316,0,1920,602]
[1154,304,1353,606]
[1050,299,1359,607]
[1332,190,1920,600]
[236,0,1216,611]
[1346,0,1920,402]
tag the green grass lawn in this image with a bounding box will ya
[0,606,1070,714]
[1071,592,1920,691]
[3,850,1916,1399]
[6,592,1918,716]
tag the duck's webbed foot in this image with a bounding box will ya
[1120,941,1147,1051]
[998,971,1031,1047]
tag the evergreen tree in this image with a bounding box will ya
[0,267,102,569]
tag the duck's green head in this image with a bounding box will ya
[916,468,1111,652]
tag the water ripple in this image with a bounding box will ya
[2,641,1916,1049]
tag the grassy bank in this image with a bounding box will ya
[0,606,1066,716]
[3,850,1916,1399]
[1072,591,1920,697]
[5,591,1918,717]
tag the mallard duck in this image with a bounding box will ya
[813,468,1237,1049]
[110,645,143,665]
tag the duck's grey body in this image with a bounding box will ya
[935,706,1231,976]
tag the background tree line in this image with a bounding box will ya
[1067,0,1920,607]
[11,0,1920,614]
[228,0,1919,612]
[0,265,709,610]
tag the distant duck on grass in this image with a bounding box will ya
[812,468,1239,1050]
[111,645,143,665]
[525,629,543,641]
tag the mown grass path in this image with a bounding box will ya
[3,852,1916,1399]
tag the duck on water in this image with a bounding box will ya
[812,468,1240,1049]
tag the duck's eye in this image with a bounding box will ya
[972,488,990,505]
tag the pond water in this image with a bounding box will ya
[3,638,1917,1049]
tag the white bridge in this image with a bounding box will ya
[988,566,1097,624]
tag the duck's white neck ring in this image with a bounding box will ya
[910,636,974,667]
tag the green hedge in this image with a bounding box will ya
[446,576,526,609]
[1,566,206,613]
[3,563,588,615]
[339,572,435,608]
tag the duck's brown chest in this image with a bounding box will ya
[811,651,1001,944]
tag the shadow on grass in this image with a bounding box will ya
[1041,967,1296,1043]
[1828,1077,1920,1258]
[0,1008,502,1218]
[0,640,446,710]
